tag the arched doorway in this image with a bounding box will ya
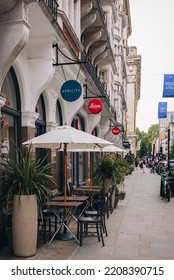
[56,99,63,192]
[1,66,21,159]
[35,94,46,160]
[71,115,87,186]
[0,66,21,250]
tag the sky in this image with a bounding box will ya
[129,0,174,132]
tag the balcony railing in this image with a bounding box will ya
[81,52,110,107]
[44,0,58,20]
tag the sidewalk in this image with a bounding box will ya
[1,168,174,260]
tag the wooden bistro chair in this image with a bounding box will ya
[77,196,107,246]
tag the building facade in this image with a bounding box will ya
[160,112,174,160]
[126,46,141,156]
[0,0,141,248]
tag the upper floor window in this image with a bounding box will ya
[99,70,108,91]
[103,11,108,26]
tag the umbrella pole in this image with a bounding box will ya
[90,152,92,189]
[64,143,67,202]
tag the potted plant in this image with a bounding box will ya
[93,155,116,191]
[0,146,53,257]
[114,185,120,208]
[93,155,120,209]
[93,155,128,209]
[119,190,126,200]
[114,185,126,208]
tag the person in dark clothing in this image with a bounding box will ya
[135,159,139,169]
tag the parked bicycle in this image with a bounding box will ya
[160,171,174,202]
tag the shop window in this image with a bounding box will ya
[35,94,46,160]
[71,115,86,186]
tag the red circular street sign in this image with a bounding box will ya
[88,99,102,114]
[112,127,120,135]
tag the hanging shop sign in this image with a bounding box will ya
[88,99,102,114]
[163,74,174,97]
[112,127,120,135]
[60,80,82,102]
[158,102,167,118]
[123,140,130,149]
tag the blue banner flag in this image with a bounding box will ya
[158,102,167,118]
[163,74,174,97]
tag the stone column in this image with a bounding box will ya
[21,111,39,142]
[0,95,6,116]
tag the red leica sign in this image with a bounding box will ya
[88,99,102,114]
[112,127,120,135]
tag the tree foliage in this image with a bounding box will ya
[136,124,159,158]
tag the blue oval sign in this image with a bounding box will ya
[60,80,82,102]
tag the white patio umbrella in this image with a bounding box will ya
[22,124,113,201]
[102,145,125,153]
[64,145,125,153]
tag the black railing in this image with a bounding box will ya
[44,0,58,20]
[81,52,110,107]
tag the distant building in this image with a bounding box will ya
[159,112,174,160]
[126,46,141,156]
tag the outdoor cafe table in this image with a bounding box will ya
[42,200,84,245]
[51,195,89,202]
[51,195,89,217]
[73,187,102,194]
[73,187,102,210]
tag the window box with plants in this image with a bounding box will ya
[0,146,53,257]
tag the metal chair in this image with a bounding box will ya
[38,213,52,244]
[106,184,115,218]
[38,206,63,244]
[83,194,108,235]
[67,182,75,196]
[77,196,107,246]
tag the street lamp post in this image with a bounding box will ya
[168,128,170,170]
[152,143,155,161]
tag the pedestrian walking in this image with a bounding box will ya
[142,160,146,173]
[135,159,139,169]
[150,160,155,173]
[139,161,143,170]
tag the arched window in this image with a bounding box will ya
[1,67,21,159]
[35,94,46,136]
[56,99,63,191]
[35,94,46,159]
[71,115,86,186]
[56,99,63,125]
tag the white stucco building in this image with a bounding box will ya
[0,2,141,243]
